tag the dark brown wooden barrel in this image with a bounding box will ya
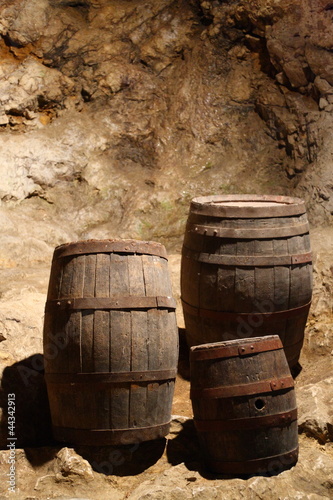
[43,239,179,445]
[190,335,298,476]
[181,194,313,369]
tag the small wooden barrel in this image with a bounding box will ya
[181,194,313,369]
[43,239,179,445]
[190,335,298,475]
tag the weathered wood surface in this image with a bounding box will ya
[43,239,178,445]
[181,195,313,369]
[190,336,298,475]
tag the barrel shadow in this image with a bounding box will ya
[166,419,234,480]
[0,354,55,450]
[0,355,167,474]
[166,421,233,480]
[77,438,166,476]
[177,327,190,381]
[166,419,202,471]
[290,362,302,379]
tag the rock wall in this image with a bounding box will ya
[0,0,332,255]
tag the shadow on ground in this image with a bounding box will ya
[77,438,166,476]
[0,354,54,449]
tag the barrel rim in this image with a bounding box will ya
[53,239,168,260]
[190,335,281,352]
[190,195,306,218]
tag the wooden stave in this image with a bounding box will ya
[190,336,298,475]
[181,205,313,368]
[43,242,179,445]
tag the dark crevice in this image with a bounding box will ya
[7,109,24,117]
[2,34,24,49]
[26,191,54,204]
[324,2,333,11]
[200,16,213,26]
[81,88,92,102]
[64,1,89,7]
[245,36,278,79]
[192,1,214,27]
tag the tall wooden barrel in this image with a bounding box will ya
[43,239,179,445]
[190,335,298,475]
[181,194,313,369]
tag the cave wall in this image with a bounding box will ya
[0,0,332,260]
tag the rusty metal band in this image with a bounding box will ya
[45,369,177,385]
[181,299,311,322]
[190,337,283,361]
[45,296,176,312]
[53,240,168,260]
[190,376,294,400]
[182,248,312,267]
[194,408,298,432]
[206,447,299,475]
[52,422,171,446]
[186,222,309,239]
[190,195,305,217]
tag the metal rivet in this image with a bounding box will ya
[213,230,218,236]
[57,301,61,306]
[241,347,245,352]
[67,301,71,305]
[250,345,254,350]
[194,227,198,232]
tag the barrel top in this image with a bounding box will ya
[190,195,306,218]
[190,335,283,360]
[53,239,168,260]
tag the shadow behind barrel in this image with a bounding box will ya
[0,354,53,449]
[0,354,166,475]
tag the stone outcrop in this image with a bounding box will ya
[298,377,333,443]
[0,0,332,230]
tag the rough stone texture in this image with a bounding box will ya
[0,0,332,498]
[0,0,331,232]
[298,377,333,444]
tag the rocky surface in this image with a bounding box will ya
[0,0,332,242]
[0,0,332,498]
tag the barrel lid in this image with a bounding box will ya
[190,195,306,218]
[190,335,283,361]
[53,239,168,260]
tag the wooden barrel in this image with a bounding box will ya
[181,194,313,369]
[43,239,179,445]
[190,335,298,475]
